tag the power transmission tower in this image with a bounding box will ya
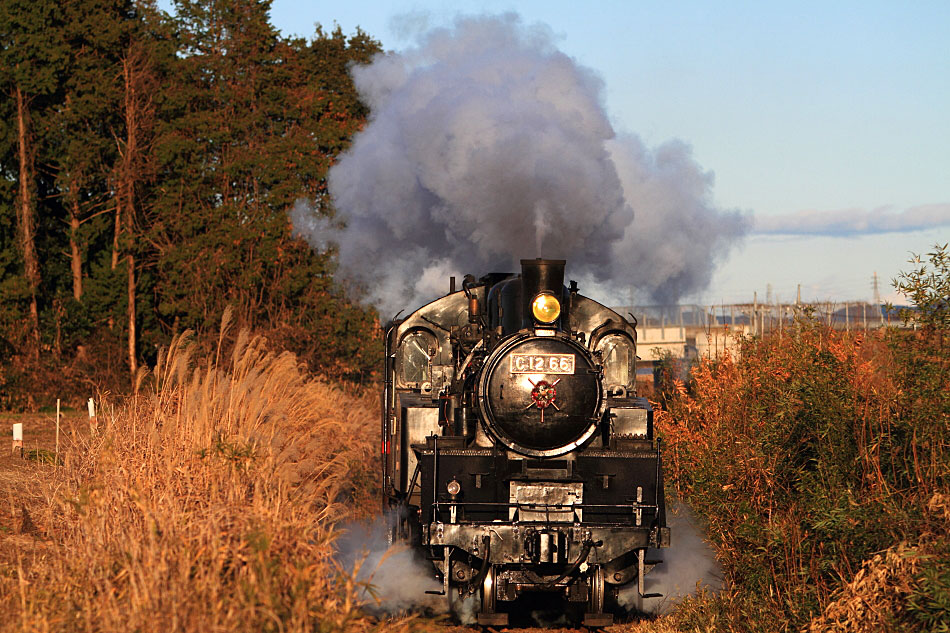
[872,272,882,305]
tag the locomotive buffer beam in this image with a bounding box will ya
[429,522,660,564]
[583,613,615,628]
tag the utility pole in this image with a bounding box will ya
[795,284,802,334]
[753,291,758,337]
[872,272,882,327]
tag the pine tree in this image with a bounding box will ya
[0,0,69,356]
[0,0,384,403]
[150,0,381,377]
[55,0,137,305]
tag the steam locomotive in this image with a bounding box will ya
[382,259,668,626]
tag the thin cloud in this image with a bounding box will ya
[753,204,950,237]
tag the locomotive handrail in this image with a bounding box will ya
[420,314,451,334]
[456,338,484,379]
[432,500,659,511]
[382,320,395,501]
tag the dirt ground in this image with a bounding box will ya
[0,410,89,567]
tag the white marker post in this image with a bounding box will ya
[12,423,22,454]
[88,397,97,434]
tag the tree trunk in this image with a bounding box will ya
[108,194,119,330]
[15,85,41,356]
[123,55,137,376]
[118,48,150,377]
[69,183,83,301]
[111,207,120,271]
[127,253,137,375]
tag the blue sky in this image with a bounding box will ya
[165,0,950,304]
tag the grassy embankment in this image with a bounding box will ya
[1,311,404,633]
[7,318,945,633]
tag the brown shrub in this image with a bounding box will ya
[657,322,949,631]
[806,494,950,633]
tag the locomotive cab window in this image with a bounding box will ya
[396,329,437,388]
[595,332,635,390]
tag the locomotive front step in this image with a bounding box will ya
[476,612,509,626]
[583,613,614,627]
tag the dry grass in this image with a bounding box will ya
[0,314,692,633]
[0,314,400,633]
[806,494,950,633]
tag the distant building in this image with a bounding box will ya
[615,301,906,381]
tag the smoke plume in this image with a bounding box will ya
[292,13,749,316]
[752,203,950,237]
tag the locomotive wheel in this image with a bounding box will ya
[476,565,508,626]
[583,566,613,628]
[589,566,605,613]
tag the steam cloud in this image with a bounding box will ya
[752,203,950,237]
[333,517,446,616]
[619,501,722,615]
[292,13,749,316]
[335,504,722,620]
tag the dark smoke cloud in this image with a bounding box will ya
[292,13,749,316]
[752,203,950,237]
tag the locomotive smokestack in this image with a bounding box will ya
[521,258,565,328]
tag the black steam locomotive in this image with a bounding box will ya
[382,259,668,626]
